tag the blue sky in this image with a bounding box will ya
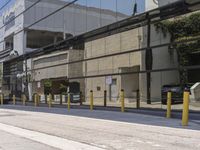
[0,0,8,6]
[0,0,11,9]
[0,0,13,14]
[0,0,145,15]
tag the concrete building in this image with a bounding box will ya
[84,0,180,103]
[84,28,179,102]
[0,0,181,103]
[31,49,84,100]
[0,0,139,98]
[0,0,130,57]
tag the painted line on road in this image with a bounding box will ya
[0,123,105,150]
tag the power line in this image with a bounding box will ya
[17,0,198,62]
[0,0,12,12]
[0,0,78,49]
[1,0,200,65]
[4,33,199,79]
[24,34,200,72]
[3,64,200,80]
[0,0,42,31]
[0,0,195,60]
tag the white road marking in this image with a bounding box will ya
[0,123,105,150]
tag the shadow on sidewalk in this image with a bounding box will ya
[0,104,200,131]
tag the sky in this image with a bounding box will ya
[0,0,8,6]
[0,0,11,9]
[0,0,145,15]
[0,0,13,14]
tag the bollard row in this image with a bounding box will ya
[166,90,190,126]
[0,94,3,105]
[2,90,190,126]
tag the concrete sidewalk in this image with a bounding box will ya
[3,102,200,122]
[0,105,200,150]
[0,105,199,130]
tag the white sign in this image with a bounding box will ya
[106,76,112,85]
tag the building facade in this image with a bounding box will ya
[0,0,132,57]
[0,0,142,98]
[84,27,179,102]
[84,0,180,102]
[0,0,181,103]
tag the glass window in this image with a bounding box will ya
[101,0,117,26]
[117,0,134,21]
[86,0,101,32]
[74,0,87,35]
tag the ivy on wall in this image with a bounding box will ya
[155,12,200,84]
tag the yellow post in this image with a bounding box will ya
[182,91,190,126]
[0,94,3,105]
[166,91,172,118]
[22,94,26,106]
[48,94,52,108]
[37,94,40,106]
[120,89,125,112]
[34,94,37,107]
[90,90,93,111]
[13,95,16,105]
[67,93,70,111]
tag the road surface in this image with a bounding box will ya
[0,105,199,150]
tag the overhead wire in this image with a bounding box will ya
[0,0,12,12]
[0,0,78,49]
[0,0,42,31]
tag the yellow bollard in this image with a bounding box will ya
[48,94,52,108]
[90,90,93,111]
[13,95,16,105]
[0,94,3,105]
[120,89,125,112]
[67,93,70,111]
[182,91,190,126]
[166,91,172,118]
[22,94,26,106]
[34,94,38,107]
[38,94,40,106]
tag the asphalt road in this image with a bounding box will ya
[0,105,199,150]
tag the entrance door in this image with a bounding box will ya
[121,66,140,101]
[111,79,118,101]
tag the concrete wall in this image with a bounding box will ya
[84,28,142,101]
[32,51,69,81]
[140,23,179,101]
[32,49,84,94]
[84,22,180,102]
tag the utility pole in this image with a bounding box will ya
[145,13,152,104]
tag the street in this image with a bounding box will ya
[0,105,199,150]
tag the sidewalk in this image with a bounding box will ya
[0,104,200,130]
[5,101,200,121]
